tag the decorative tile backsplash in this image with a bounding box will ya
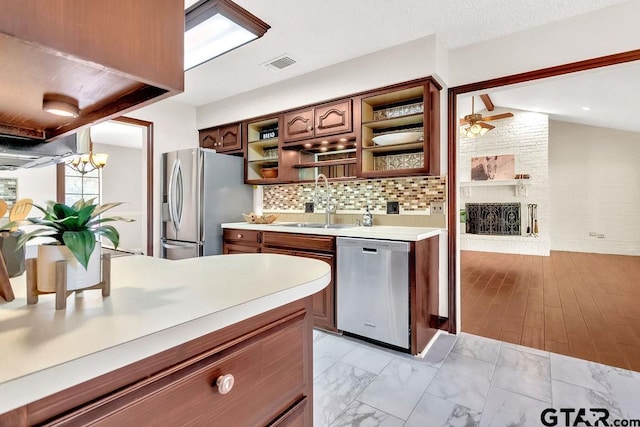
[374,153,423,171]
[263,176,446,212]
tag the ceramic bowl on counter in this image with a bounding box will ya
[260,167,278,179]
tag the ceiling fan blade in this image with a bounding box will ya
[481,112,514,122]
[481,122,495,130]
[459,118,471,125]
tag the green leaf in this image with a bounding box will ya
[86,216,135,227]
[0,219,33,231]
[95,225,120,249]
[91,202,126,219]
[16,228,60,246]
[62,230,96,269]
[53,203,76,220]
[76,204,96,227]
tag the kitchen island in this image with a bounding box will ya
[0,253,330,425]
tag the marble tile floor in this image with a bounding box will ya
[312,330,640,427]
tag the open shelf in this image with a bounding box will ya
[246,136,278,147]
[362,142,424,153]
[246,117,280,181]
[361,113,424,129]
[293,158,356,169]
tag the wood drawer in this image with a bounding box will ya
[223,243,261,254]
[49,313,306,426]
[271,397,309,426]
[263,232,334,253]
[223,228,261,245]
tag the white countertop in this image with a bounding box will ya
[222,222,443,241]
[0,254,330,414]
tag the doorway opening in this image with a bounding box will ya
[57,116,154,256]
[448,50,640,371]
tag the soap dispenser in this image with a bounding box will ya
[362,205,373,227]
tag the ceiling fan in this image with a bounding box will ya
[459,95,514,138]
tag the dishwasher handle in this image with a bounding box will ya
[362,247,378,254]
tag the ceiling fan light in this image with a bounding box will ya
[460,121,494,138]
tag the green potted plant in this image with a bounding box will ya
[2,198,132,292]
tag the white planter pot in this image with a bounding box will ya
[36,245,101,292]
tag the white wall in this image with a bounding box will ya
[459,108,550,255]
[95,143,144,253]
[197,35,441,127]
[0,165,57,210]
[128,100,198,256]
[549,120,640,255]
[448,1,640,87]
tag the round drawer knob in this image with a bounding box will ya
[237,233,243,239]
[216,374,235,394]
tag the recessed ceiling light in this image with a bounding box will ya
[336,144,345,150]
[581,106,591,111]
[184,0,270,70]
[338,138,347,142]
[320,140,329,145]
[303,143,312,148]
[319,147,328,152]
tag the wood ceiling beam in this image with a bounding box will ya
[479,94,494,111]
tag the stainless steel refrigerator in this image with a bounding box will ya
[161,148,252,260]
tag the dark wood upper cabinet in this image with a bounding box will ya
[283,109,315,142]
[283,99,352,143]
[0,0,184,141]
[199,123,242,153]
[314,99,352,137]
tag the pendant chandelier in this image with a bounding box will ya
[67,128,108,175]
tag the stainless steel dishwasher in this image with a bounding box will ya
[336,237,410,349]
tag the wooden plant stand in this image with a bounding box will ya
[26,253,111,310]
[0,252,14,302]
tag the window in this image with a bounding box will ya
[64,165,101,205]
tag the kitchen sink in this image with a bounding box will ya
[275,222,356,229]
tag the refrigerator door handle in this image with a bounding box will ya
[161,241,200,250]
[168,158,184,233]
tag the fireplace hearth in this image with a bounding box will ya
[466,203,521,236]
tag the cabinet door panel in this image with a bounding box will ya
[262,247,296,256]
[218,123,242,152]
[296,251,335,331]
[199,129,218,149]
[315,99,351,137]
[283,108,314,142]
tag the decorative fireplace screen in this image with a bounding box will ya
[466,203,521,236]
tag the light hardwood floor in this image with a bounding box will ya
[461,250,640,371]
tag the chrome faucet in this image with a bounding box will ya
[314,173,332,225]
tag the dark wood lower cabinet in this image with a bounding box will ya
[224,230,337,332]
[1,298,314,426]
[221,229,442,349]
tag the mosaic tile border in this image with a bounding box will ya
[263,176,446,213]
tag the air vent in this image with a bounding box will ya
[263,55,297,71]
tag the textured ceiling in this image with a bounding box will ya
[459,60,640,133]
[173,0,628,107]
